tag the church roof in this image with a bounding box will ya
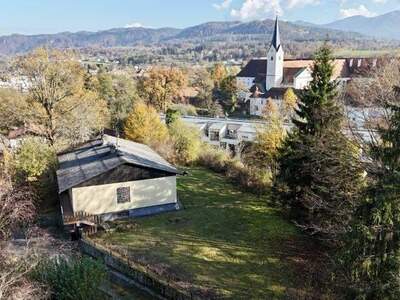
[237,58,357,80]
[271,17,281,51]
[237,59,267,77]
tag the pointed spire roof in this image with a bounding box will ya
[270,16,281,51]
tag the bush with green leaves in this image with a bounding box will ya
[14,137,56,182]
[11,137,57,206]
[31,256,107,300]
[165,108,181,126]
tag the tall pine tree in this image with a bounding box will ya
[273,44,363,242]
[342,87,400,299]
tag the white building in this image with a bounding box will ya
[56,135,181,225]
[179,116,270,155]
[237,17,381,117]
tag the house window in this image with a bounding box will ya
[117,187,130,204]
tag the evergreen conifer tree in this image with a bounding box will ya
[342,87,400,299]
[273,44,363,241]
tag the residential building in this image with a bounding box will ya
[56,134,181,225]
[179,116,267,155]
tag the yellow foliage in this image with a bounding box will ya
[262,99,279,120]
[246,103,285,170]
[283,88,297,115]
[169,119,201,164]
[138,67,187,112]
[124,102,169,146]
[210,63,227,88]
[13,48,106,147]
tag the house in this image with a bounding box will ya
[237,17,383,116]
[7,124,46,149]
[56,134,181,225]
[178,115,263,156]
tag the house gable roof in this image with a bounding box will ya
[237,59,267,78]
[237,57,368,81]
[56,135,178,193]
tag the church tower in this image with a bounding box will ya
[266,17,284,91]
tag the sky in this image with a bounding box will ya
[0,0,399,35]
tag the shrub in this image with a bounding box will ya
[197,145,229,173]
[12,137,57,207]
[169,103,198,116]
[0,175,36,240]
[197,145,271,194]
[31,256,107,300]
[165,108,181,126]
[169,119,201,165]
[14,137,56,182]
[150,138,177,165]
[124,102,169,146]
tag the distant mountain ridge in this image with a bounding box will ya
[0,18,373,56]
[322,10,400,40]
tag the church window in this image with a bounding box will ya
[271,56,274,61]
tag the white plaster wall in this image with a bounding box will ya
[294,70,312,89]
[266,47,284,90]
[250,98,265,116]
[237,77,255,90]
[71,176,177,215]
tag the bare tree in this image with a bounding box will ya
[0,246,48,300]
[0,175,36,240]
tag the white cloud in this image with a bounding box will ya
[340,4,377,18]
[228,0,321,20]
[124,22,145,28]
[286,0,319,9]
[213,0,233,10]
[230,0,282,20]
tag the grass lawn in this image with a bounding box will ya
[93,167,321,299]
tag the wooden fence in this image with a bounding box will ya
[80,238,217,300]
[63,211,101,225]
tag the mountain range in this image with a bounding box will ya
[322,10,400,40]
[0,10,399,56]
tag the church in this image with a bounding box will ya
[236,17,380,117]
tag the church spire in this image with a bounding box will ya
[271,16,281,51]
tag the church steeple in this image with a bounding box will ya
[266,16,284,91]
[271,16,281,51]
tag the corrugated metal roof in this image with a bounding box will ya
[56,135,178,193]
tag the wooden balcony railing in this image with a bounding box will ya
[63,211,101,226]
